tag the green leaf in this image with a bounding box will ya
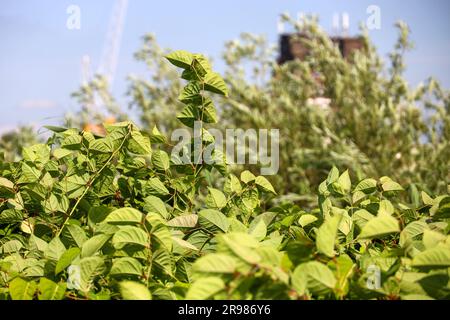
[409,184,420,208]
[44,125,68,133]
[411,246,450,267]
[119,281,152,300]
[240,170,256,184]
[200,99,218,123]
[151,150,170,171]
[81,234,112,258]
[146,178,170,196]
[128,130,151,155]
[43,193,69,214]
[112,226,149,249]
[198,209,230,232]
[9,278,37,300]
[241,188,259,211]
[421,191,434,205]
[151,223,173,251]
[358,211,400,239]
[61,134,82,150]
[255,176,276,194]
[0,177,14,191]
[17,163,40,184]
[224,174,242,194]
[104,121,131,135]
[326,166,339,184]
[318,180,329,196]
[88,206,114,225]
[177,104,199,127]
[352,190,366,203]
[22,144,50,165]
[20,219,33,234]
[191,54,211,77]
[37,278,66,300]
[165,50,194,69]
[29,235,48,253]
[218,233,261,265]
[422,229,446,249]
[44,237,66,261]
[0,209,23,224]
[299,214,318,227]
[79,256,106,292]
[380,176,404,192]
[204,72,228,96]
[248,220,267,241]
[399,221,428,248]
[0,184,15,199]
[151,248,174,276]
[60,174,88,199]
[327,254,354,297]
[186,277,225,300]
[335,170,351,194]
[292,261,336,296]
[55,247,81,275]
[104,207,143,225]
[205,187,227,209]
[144,212,166,230]
[82,131,96,145]
[352,209,375,229]
[353,178,377,194]
[401,294,434,300]
[110,257,143,276]
[167,214,198,228]
[252,214,277,233]
[379,199,395,215]
[316,214,342,257]
[89,138,114,154]
[62,224,87,248]
[143,196,169,219]
[178,82,201,104]
[150,126,166,144]
[172,236,199,252]
[192,253,237,275]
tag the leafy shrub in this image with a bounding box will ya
[0,126,41,163]
[126,19,449,201]
[0,52,448,300]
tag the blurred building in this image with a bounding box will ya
[277,33,365,64]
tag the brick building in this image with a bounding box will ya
[277,33,365,64]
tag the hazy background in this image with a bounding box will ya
[1,0,449,133]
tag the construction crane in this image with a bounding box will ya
[97,0,129,86]
[79,0,128,134]
[81,0,128,88]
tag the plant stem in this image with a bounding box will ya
[56,127,132,237]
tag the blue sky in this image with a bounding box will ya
[1,0,449,133]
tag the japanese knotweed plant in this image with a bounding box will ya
[0,51,276,300]
[0,51,449,301]
[184,167,449,300]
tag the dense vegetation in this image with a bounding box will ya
[124,19,449,200]
[0,19,449,300]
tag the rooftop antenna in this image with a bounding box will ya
[81,54,91,86]
[297,11,305,31]
[277,16,285,34]
[332,12,340,36]
[342,12,350,36]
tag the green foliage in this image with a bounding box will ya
[0,50,448,301]
[125,20,449,204]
